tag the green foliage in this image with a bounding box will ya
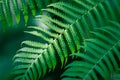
[112,68,120,80]
[61,21,120,80]
[0,0,120,80]
[0,0,71,32]
[0,0,119,80]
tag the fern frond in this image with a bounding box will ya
[0,2,7,31]
[12,0,120,80]
[11,0,20,24]
[0,0,71,32]
[61,21,120,80]
[42,0,120,39]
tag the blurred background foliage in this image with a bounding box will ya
[0,15,33,80]
[0,0,44,79]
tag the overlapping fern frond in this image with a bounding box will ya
[41,0,120,39]
[0,0,71,32]
[12,0,120,80]
[61,21,120,80]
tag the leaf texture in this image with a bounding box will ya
[12,0,120,80]
[0,0,71,32]
[61,21,120,80]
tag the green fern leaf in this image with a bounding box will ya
[61,21,120,80]
[0,0,72,32]
[12,0,120,80]
[0,2,7,31]
[3,0,12,27]
[11,0,20,24]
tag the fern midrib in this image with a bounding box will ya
[23,0,106,79]
[70,0,104,26]
[83,40,120,80]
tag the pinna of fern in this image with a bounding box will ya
[12,0,120,80]
[61,21,120,80]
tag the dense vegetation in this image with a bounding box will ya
[0,0,120,80]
